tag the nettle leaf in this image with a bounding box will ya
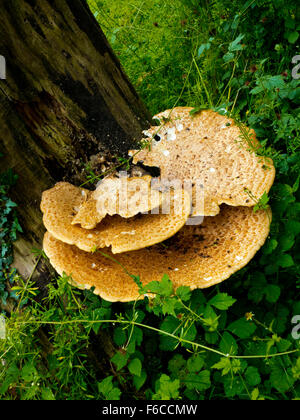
[209,293,236,310]
[227,318,256,339]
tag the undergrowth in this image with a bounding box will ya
[0,0,300,400]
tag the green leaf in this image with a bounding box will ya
[287,31,299,44]
[21,363,37,382]
[212,357,232,376]
[270,362,295,393]
[227,318,257,339]
[251,388,260,400]
[263,239,278,255]
[98,376,121,400]
[245,367,261,386]
[41,388,56,400]
[111,351,129,371]
[220,332,238,355]
[162,297,178,316]
[128,358,142,377]
[265,284,281,303]
[133,370,147,390]
[146,274,173,297]
[277,254,294,268]
[187,355,204,373]
[185,370,211,391]
[159,316,179,351]
[209,293,236,310]
[153,374,180,400]
[176,286,191,301]
[228,34,245,52]
[113,327,127,347]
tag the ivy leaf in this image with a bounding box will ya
[209,293,236,310]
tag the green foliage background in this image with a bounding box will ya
[0,0,300,400]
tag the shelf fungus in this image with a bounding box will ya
[43,206,271,302]
[41,181,191,254]
[72,175,165,229]
[41,107,275,302]
[130,107,275,217]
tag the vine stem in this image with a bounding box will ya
[10,318,299,361]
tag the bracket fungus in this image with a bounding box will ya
[130,107,275,216]
[72,175,165,229]
[41,182,191,254]
[43,206,271,302]
[41,107,275,302]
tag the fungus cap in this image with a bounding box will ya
[43,205,271,302]
[130,107,275,216]
[72,175,164,229]
[41,182,191,254]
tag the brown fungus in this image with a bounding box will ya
[72,175,164,229]
[130,107,275,216]
[41,182,191,254]
[43,205,271,302]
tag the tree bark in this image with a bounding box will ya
[0,0,151,278]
